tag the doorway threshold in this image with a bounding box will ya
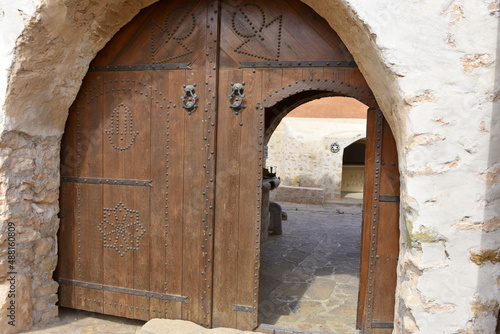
[256,323,347,334]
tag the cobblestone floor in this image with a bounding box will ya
[22,201,362,334]
[258,201,362,334]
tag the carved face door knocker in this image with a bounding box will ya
[228,82,245,114]
[181,84,198,114]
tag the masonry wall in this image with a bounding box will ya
[267,117,366,202]
[0,0,498,333]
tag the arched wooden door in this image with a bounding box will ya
[57,0,399,331]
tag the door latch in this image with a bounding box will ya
[181,84,198,114]
[228,82,245,114]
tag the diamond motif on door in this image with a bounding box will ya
[98,202,146,257]
[105,103,139,151]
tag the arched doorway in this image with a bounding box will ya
[260,88,399,333]
[55,0,400,332]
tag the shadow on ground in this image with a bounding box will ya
[258,201,362,334]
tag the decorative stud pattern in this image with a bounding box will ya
[231,3,283,61]
[105,103,139,151]
[69,78,151,310]
[98,202,146,257]
[150,3,197,63]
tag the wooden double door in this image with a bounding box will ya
[57,0,400,332]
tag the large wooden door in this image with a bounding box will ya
[57,0,399,331]
[58,0,217,326]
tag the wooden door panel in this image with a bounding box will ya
[102,184,151,319]
[59,0,399,331]
[213,65,265,330]
[58,0,214,326]
[213,69,243,328]
[91,0,204,67]
[357,110,400,333]
[235,68,265,330]
[219,0,354,67]
[100,72,152,181]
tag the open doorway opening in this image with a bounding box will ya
[341,139,366,200]
[258,97,368,334]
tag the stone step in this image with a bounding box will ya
[138,319,262,334]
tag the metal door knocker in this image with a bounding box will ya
[228,82,245,114]
[181,84,198,114]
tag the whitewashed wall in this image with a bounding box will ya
[0,0,498,333]
[267,117,366,201]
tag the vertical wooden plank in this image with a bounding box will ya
[166,70,187,321]
[357,111,400,333]
[213,68,243,328]
[200,1,219,327]
[77,184,104,313]
[323,67,346,83]
[345,68,371,93]
[371,117,399,325]
[182,53,207,326]
[235,68,264,330]
[148,70,170,320]
[262,69,283,99]
[57,183,78,308]
[132,184,152,321]
[302,68,324,80]
[281,68,302,87]
[357,108,377,329]
[69,72,105,313]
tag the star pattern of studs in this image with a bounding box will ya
[98,202,146,257]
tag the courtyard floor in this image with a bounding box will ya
[257,201,362,334]
[22,201,362,334]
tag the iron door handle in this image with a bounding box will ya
[228,82,245,114]
[181,84,198,114]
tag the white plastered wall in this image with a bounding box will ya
[267,117,366,201]
[0,0,498,333]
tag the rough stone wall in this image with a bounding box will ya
[0,0,156,332]
[0,132,60,333]
[267,118,366,201]
[0,0,497,333]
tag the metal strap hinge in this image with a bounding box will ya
[233,304,253,313]
[378,195,400,202]
[89,63,191,72]
[61,176,152,187]
[59,278,187,303]
[371,322,394,329]
[240,60,357,68]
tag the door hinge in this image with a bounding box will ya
[233,304,253,313]
[378,195,400,202]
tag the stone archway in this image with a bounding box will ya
[0,0,402,333]
[2,1,498,333]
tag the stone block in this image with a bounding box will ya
[138,319,262,334]
[0,273,33,332]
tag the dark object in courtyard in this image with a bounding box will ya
[269,201,283,235]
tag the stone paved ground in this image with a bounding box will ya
[22,201,362,334]
[258,201,362,334]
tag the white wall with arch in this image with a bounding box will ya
[0,0,498,333]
